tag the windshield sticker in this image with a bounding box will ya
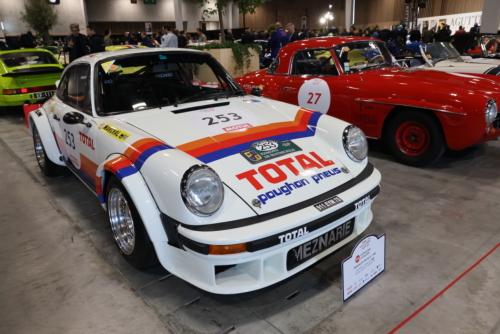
[426,54,432,59]
[241,140,302,164]
[185,107,259,133]
[298,78,331,114]
[98,123,131,142]
[101,60,116,73]
[159,55,167,60]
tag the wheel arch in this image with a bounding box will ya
[28,108,65,166]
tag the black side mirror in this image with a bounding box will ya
[63,112,91,127]
[251,87,262,97]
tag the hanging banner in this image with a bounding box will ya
[404,5,410,28]
[342,234,386,302]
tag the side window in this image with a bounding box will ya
[56,73,69,101]
[65,65,92,115]
[266,57,279,74]
[292,49,338,76]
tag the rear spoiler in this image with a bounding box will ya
[2,67,64,77]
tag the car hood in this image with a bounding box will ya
[117,97,355,214]
[431,60,500,74]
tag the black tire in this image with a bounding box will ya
[32,124,66,177]
[386,110,445,167]
[106,176,158,268]
[401,48,415,56]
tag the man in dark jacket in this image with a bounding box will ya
[87,26,105,53]
[379,26,390,42]
[20,31,37,48]
[178,30,187,48]
[409,28,421,42]
[399,25,408,44]
[286,23,302,43]
[140,32,154,47]
[225,29,235,42]
[64,23,89,63]
[241,29,255,44]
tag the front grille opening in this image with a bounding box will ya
[215,264,236,275]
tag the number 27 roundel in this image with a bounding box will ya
[298,78,331,114]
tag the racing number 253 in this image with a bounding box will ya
[64,129,75,149]
[202,113,242,125]
[307,93,322,104]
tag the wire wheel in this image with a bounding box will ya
[33,127,45,168]
[395,121,430,156]
[108,188,135,255]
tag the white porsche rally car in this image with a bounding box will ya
[413,42,500,75]
[29,48,381,294]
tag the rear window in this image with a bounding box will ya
[0,52,58,67]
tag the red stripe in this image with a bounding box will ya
[388,243,500,334]
[128,140,165,163]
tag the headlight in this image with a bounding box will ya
[181,165,224,216]
[485,99,498,125]
[343,125,368,162]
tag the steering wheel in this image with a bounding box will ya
[366,55,384,67]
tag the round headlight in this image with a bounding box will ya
[181,165,224,216]
[485,99,498,125]
[343,125,368,162]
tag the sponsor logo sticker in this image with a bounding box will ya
[314,196,344,212]
[98,123,131,142]
[240,140,302,164]
[222,123,253,132]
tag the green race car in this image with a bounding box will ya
[0,48,64,109]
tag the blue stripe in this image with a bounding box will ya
[197,112,323,164]
[115,165,138,180]
[135,145,173,170]
[98,194,105,204]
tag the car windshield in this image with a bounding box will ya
[0,52,58,67]
[422,42,463,65]
[96,52,244,114]
[482,37,499,55]
[334,41,393,74]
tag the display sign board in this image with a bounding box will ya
[418,11,481,33]
[342,234,385,301]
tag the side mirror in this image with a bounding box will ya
[55,80,60,88]
[251,87,262,97]
[63,112,91,127]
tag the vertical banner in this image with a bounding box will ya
[404,4,410,28]
[342,234,386,301]
[412,7,419,29]
[301,16,307,29]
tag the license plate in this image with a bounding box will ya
[34,91,55,99]
[286,218,355,271]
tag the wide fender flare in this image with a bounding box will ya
[96,154,168,243]
[28,107,65,166]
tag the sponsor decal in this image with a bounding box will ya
[242,99,262,103]
[79,131,95,150]
[353,113,378,125]
[222,123,253,132]
[354,196,370,210]
[241,139,302,164]
[279,226,309,244]
[236,151,336,191]
[314,196,343,212]
[98,123,131,142]
[298,78,331,114]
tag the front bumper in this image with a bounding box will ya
[154,164,382,294]
[0,91,55,107]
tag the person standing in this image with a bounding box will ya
[64,23,89,63]
[20,31,37,48]
[178,30,187,48]
[140,32,154,47]
[422,27,432,43]
[225,29,234,42]
[372,28,380,39]
[286,23,302,43]
[455,26,466,34]
[241,29,254,44]
[103,29,113,47]
[399,24,408,45]
[87,26,105,53]
[379,26,390,42]
[269,22,289,57]
[121,31,132,45]
[161,26,178,48]
[409,27,421,42]
[196,28,207,43]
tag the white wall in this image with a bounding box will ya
[0,0,87,35]
[85,0,239,31]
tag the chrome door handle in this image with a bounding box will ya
[283,87,293,90]
[53,114,60,121]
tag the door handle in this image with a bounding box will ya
[53,114,60,121]
[283,87,293,90]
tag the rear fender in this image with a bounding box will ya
[96,154,168,243]
[28,107,64,166]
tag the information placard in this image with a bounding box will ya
[342,234,385,301]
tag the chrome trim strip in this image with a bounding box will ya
[354,99,467,116]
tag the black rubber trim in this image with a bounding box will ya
[2,67,63,77]
[160,213,184,250]
[172,101,230,114]
[180,163,375,232]
[247,186,380,252]
[179,185,380,255]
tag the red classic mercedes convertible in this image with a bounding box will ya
[236,37,500,167]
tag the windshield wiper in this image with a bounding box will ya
[173,89,225,107]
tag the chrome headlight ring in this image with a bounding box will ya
[180,165,224,216]
[342,125,368,162]
[485,99,498,125]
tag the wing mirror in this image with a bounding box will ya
[251,87,262,97]
[63,112,92,127]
